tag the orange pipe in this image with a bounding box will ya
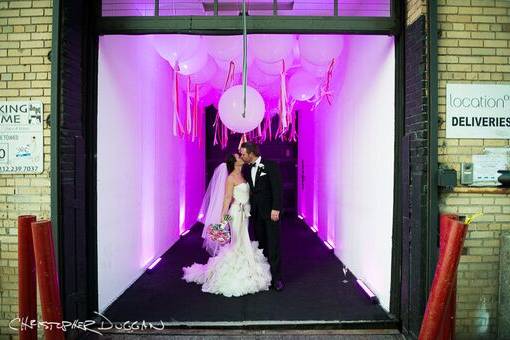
[31,220,64,340]
[18,215,37,340]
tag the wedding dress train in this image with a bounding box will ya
[182,182,272,297]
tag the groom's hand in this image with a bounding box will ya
[271,210,280,222]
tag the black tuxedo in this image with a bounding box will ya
[242,158,283,283]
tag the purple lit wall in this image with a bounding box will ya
[97,35,205,312]
[298,35,395,310]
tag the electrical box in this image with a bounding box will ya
[438,168,457,189]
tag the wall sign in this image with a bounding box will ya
[446,83,510,139]
[0,101,44,174]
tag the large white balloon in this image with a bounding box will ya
[215,51,254,74]
[176,47,208,75]
[255,51,294,76]
[218,85,265,133]
[298,35,343,66]
[250,34,296,63]
[206,35,243,61]
[189,57,217,84]
[208,69,240,90]
[152,34,202,66]
[258,81,281,100]
[288,69,320,101]
[301,57,330,78]
[248,63,280,86]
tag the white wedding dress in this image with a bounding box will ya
[182,182,272,297]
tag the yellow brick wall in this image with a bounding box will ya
[0,1,52,339]
[437,0,510,337]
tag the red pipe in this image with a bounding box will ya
[419,215,468,340]
[18,215,37,340]
[31,220,65,340]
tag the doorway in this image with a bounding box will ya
[93,33,396,326]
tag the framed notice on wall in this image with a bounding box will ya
[0,101,44,174]
[446,83,510,139]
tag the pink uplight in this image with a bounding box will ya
[147,257,161,270]
[180,229,190,236]
[323,240,334,250]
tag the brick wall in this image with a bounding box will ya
[437,0,510,338]
[0,1,53,338]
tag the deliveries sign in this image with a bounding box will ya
[446,83,510,139]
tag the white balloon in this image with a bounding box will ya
[248,63,280,86]
[176,47,208,75]
[218,85,265,133]
[152,34,202,66]
[298,35,343,66]
[189,57,217,84]
[208,69,240,90]
[215,51,254,73]
[206,35,243,61]
[250,34,296,63]
[288,69,320,101]
[301,57,331,78]
[255,51,294,76]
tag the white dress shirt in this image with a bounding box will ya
[251,156,262,186]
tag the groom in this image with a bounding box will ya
[239,142,284,291]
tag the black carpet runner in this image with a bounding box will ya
[103,218,393,324]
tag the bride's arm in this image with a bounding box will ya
[221,177,234,219]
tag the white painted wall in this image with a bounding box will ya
[97,35,205,312]
[298,35,395,310]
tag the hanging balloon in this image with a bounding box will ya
[152,34,202,66]
[301,57,330,78]
[206,35,243,61]
[250,34,296,63]
[257,81,280,100]
[215,51,254,73]
[209,68,240,90]
[248,63,280,86]
[218,85,265,133]
[189,57,217,84]
[288,69,320,101]
[298,35,343,66]
[255,51,294,76]
[176,47,208,75]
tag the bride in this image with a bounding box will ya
[182,153,272,297]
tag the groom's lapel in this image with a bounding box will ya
[254,159,263,187]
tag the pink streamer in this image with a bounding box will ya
[173,71,184,137]
[186,77,192,135]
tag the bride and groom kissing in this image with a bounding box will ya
[182,142,284,297]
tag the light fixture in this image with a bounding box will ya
[310,225,318,233]
[202,0,294,12]
[297,214,304,220]
[180,229,190,236]
[198,212,204,219]
[147,257,161,270]
[356,279,379,304]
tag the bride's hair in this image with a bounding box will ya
[225,154,236,174]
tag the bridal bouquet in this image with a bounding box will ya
[207,215,233,245]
